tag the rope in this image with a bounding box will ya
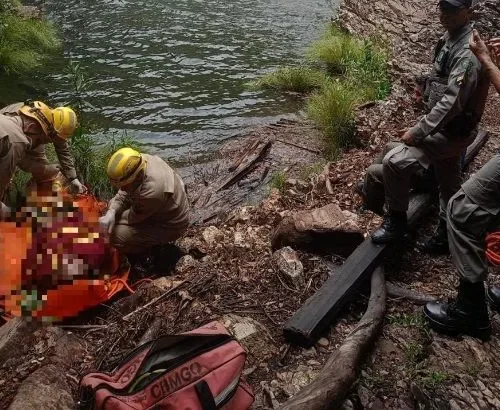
[486,232,500,266]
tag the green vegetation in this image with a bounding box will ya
[252,66,329,93]
[6,61,141,205]
[419,370,449,389]
[388,312,427,329]
[270,170,287,193]
[253,23,391,153]
[0,0,60,74]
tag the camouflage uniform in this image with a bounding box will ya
[447,155,500,283]
[365,23,489,222]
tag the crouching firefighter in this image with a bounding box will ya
[99,148,190,273]
[424,30,500,340]
[0,101,85,219]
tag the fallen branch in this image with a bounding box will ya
[275,138,321,155]
[386,282,437,305]
[281,267,386,410]
[122,281,186,321]
[216,139,272,192]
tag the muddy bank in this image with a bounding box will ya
[3,1,500,409]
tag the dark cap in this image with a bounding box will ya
[439,0,472,7]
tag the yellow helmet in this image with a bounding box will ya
[19,101,55,138]
[107,147,146,188]
[52,106,78,139]
[19,101,78,140]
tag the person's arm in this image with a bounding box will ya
[407,47,480,145]
[123,196,169,225]
[52,139,78,181]
[469,30,500,95]
[108,190,132,215]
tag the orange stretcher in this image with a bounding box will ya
[0,190,131,321]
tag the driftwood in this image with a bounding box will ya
[276,138,321,155]
[215,139,271,192]
[281,267,386,410]
[122,281,185,321]
[386,282,438,305]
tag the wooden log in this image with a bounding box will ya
[280,267,386,409]
[283,130,488,347]
[283,193,429,347]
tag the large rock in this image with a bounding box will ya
[9,333,84,410]
[271,203,364,257]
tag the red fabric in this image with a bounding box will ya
[0,191,130,320]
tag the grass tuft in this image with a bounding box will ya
[306,80,359,150]
[250,66,329,94]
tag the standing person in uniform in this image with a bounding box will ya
[368,0,490,248]
[98,148,190,270]
[423,30,500,340]
[0,101,85,219]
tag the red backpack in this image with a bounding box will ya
[78,322,254,410]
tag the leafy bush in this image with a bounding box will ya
[0,2,60,74]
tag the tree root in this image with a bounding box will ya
[386,282,437,305]
[280,267,386,410]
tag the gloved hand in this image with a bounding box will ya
[70,178,87,194]
[99,209,116,234]
[0,202,11,220]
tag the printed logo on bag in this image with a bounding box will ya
[149,362,203,399]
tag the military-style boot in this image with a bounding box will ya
[419,219,449,255]
[487,286,500,312]
[371,210,407,244]
[355,181,384,216]
[424,280,491,341]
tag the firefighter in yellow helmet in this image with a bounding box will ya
[0,101,85,218]
[99,148,189,267]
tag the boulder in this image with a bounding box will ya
[271,203,364,257]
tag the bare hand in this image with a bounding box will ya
[469,30,490,62]
[401,129,415,146]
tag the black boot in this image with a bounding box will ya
[487,286,500,312]
[418,219,449,255]
[126,253,153,279]
[371,210,407,244]
[424,280,491,341]
[355,181,384,216]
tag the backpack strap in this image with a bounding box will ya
[195,380,217,410]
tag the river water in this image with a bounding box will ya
[3,0,336,164]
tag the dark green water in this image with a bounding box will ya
[2,0,337,164]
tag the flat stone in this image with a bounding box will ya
[317,337,329,348]
[272,247,304,288]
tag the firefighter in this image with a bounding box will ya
[98,148,189,266]
[0,101,85,219]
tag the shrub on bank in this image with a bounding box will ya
[252,66,328,93]
[0,0,60,74]
[254,23,391,153]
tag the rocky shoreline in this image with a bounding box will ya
[2,0,500,409]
